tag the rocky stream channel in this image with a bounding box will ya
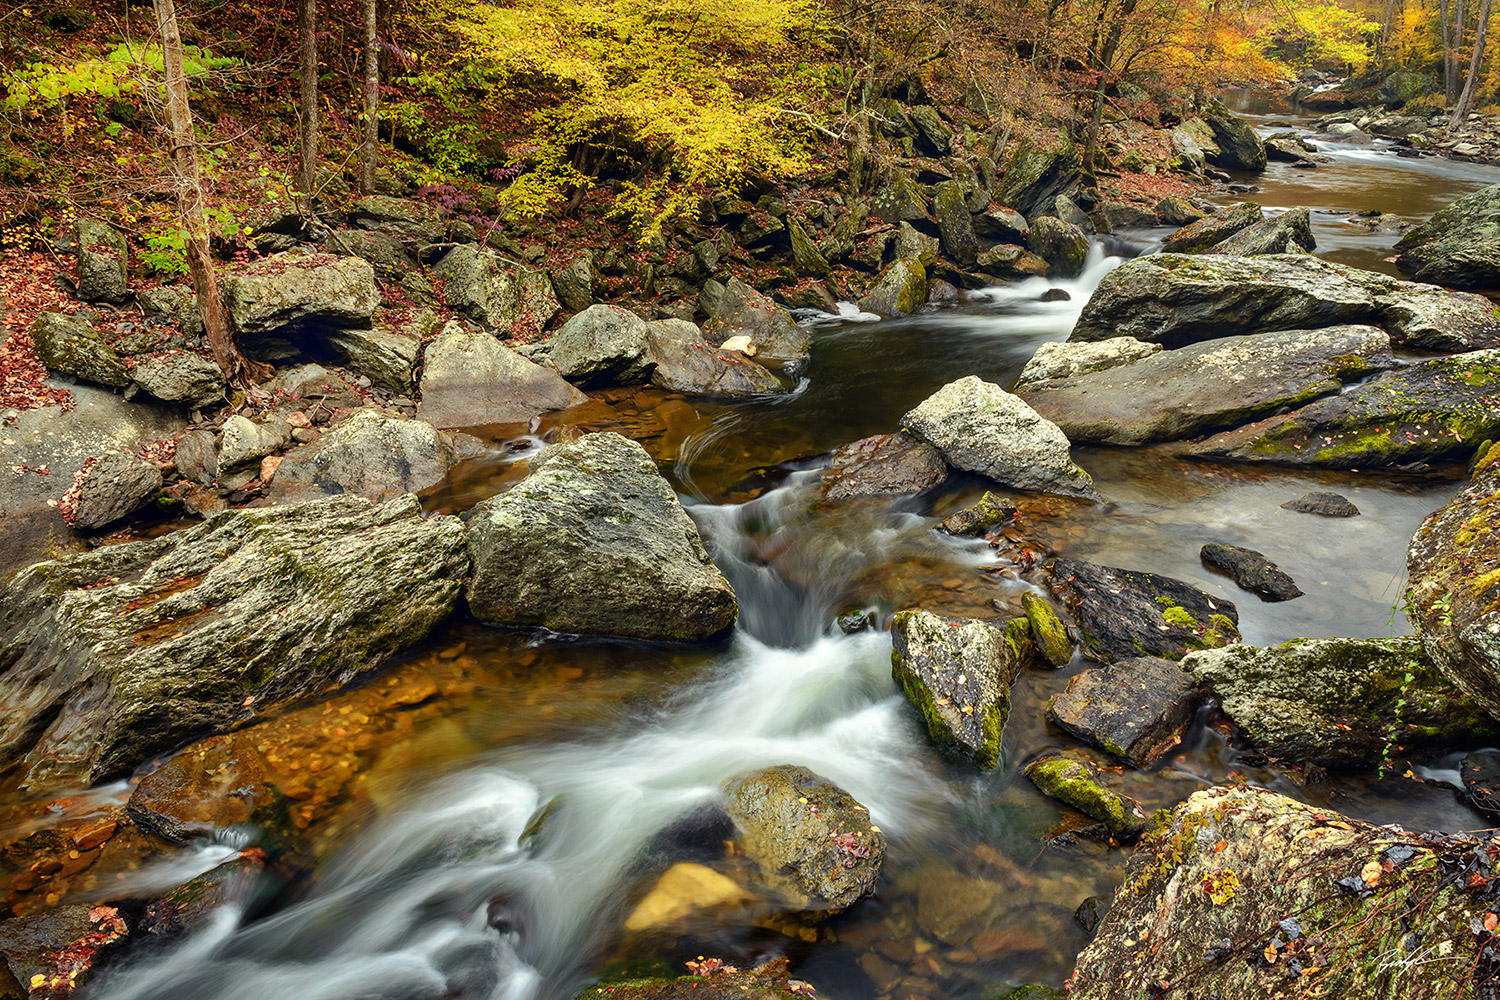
[7,101,1500,1000]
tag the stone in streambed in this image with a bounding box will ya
[1047,656,1197,767]
[1049,558,1239,664]
[1395,182,1500,290]
[1013,337,1161,389]
[937,491,1017,537]
[1027,216,1088,277]
[645,319,784,396]
[71,449,163,530]
[821,433,947,501]
[217,414,292,476]
[934,180,978,266]
[30,312,129,387]
[1281,491,1360,517]
[127,734,290,847]
[1022,592,1072,667]
[1204,206,1316,256]
[549,304,654,386]
[575,962,813,1000]
[976,244,1051,279]
[704,279,810,364]
[416,322,586,428]
[465,432,736,642]
[1024,754,1145,837]
[0,904,129,997]
[267,409,458,503]
[140,852,279,937]
[1200,542,1302,601]
[322,320,423,394]
[858,258,928,318]
[890,610,1025,768]
[622,862,753,933]
[1159,202,1262,253]
[430,245,559,336]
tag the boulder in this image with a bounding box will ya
[71,449,163,530]
[1049,558,1239,663]
[937,491,1017,537]
[890,610,1025,767]
[551,253,595,312]
[997,142,1081,219]
[1027,216,1088,277]
[30,312,128,387]
[549,304,654,386]
[645,320,784,396]
[1264,134,1323,167]
[705,279,811,364]
[1395,182,1500,289]
[1183,350,1500,468]
[1020,326,1394,445]
[1024,754,1145,837]
[976,244,1050,279]
[416,322,586,428]
[175,429,218,486]
[141,853,277,937]
[1168,123,1209,174]
[1071,253,1500,352]
[0,904,128,998]
[902,376,1098,500]
[126,734,288,845]
[139,285,204,339]
[974,207,1029,242]
[1154,197,1203,226]
[74,218,128,303]
[268,409,457,503]
[1202,102,1267,171]
[465,432,737,641]
[788,217,831,277]
[870,171,930,226]
[822,433,947,501]
[1204,206,1316,255]
[1281,491,1360,517]
[349,194,446,241]
[1093,201,1156,231]
[1406,453,1500,719]
[1378,70,1437,106]
[1070,786,1500,999]
[1014,337,1161,389]
[129,351,228,410]
[1159,202,1263,253]
[0,493,467,788]
[858,258,928,318]
[894,220,938,260]
[933,181,978,266]
[720,764,885,913]
[1183,636,1495,767]
[218,414,292,472]
[322,318,424,394]
[221,253,379,335]
[430,245,560,337]
[906,105,953,156]
[1200,542,1302,601]
[1022,591,1073,667]
[1047,656,1197,767]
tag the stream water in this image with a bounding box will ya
[84,109,1500,1000]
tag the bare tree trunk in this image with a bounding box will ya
[151,0,253,387]
[1081,0,1136,178]
[1380,0,1400,58]
[297,0,318,195]
[1452,0,1494,130]
[359,0,379,194]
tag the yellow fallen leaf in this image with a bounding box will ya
[1361,859,1383,887]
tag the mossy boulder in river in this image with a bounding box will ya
[1024,753,1146,837]
[416,321,586,428]
[704,279,811,365]
[0,494,467,789]
[937,491,1018,536]
[1204,206,1315,256]
[858,257,928,318]
[1395,182,1500,290]
[1159,201,1262,253]
[429,245,559,337]
[1026,216,1088,277]
[1049,559,1239,663]
[1069,785,1500,999]
[1201,101,1267,171]
[1047,656,1197,766]
[465,432,737,642]
[1406,455,1500,719]
[1013,336,1161,389]
[549,304,655,387]
[644,319,785,396]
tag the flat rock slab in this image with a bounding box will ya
[1072,253,1500,352]
[417,322,586,429]
[822,433,947,501]
[1049,559,1239,663]
[1013,337,1161,389]
[1182,636,1496,767]
[1200,542,1302,601]
[0,494,467,789]
[268,409,457,503]
[1021,325,1394,445]
[1184,350,1500,468]
[1281,491,1360,516]
[126,734,288,845]
[1203,207,1315,256]
[1047,656,1197,767]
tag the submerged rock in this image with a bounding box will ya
[937,491,1018,536]
[1049,558,1239,663]
[30,312,129,388]
[903,376,1098,500]
[720,764,884,913]
[1048,656,1196,766]
[1183,636,1495,767]
[1013,337,1161,389]
[127,734,289,846]
[1395,182,1500,289]
[268,409,458,502]
[466,432,737,641]
[1462,750,1500,816]
[1282,491,1360,517]
[416,322,586,428]
[0,494,466,788]
[1200,542,1303,601]
[1024,754,1145,837]
[71,449,163,530]
[1159,202,1262,253]
[890,610,1026,767]
[821,433,947,501]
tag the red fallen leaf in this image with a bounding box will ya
[1486,912,1497,933]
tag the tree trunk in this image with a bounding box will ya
[1451,0,1493,131]
[151,0,253,387]
[359,0,379,194]
[1081,0,1137,177]
[297,0,318,195]
[1380,0,1400,57]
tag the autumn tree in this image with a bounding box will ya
[360,0,379,194]
[297,0,318,195]
[1451,0,1494,128]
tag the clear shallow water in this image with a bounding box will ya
[83,146,1500,1000]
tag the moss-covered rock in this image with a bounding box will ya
[1049,558,1239,663]
[938,491,1018,536]
[29,312,129,388]
[1396,182,1500,289]
[1201,102,1267,171]
[1022,592,1072,667]
[1024,754,1145,837]
[703,279,811,364]
[858,257,928,318]
[575,961,813,1000]
[645,319,786,397]
[997,141,1080,219]
[1204,206,1316,256]
[934,180,978,266]
[1014,337,1161,389]
[976,244,1051,279]
[221,252,379,337]
[74,217,128,304]
[1027,216,1088,278]
[1160,201,1262,253]
[429,245,558,337]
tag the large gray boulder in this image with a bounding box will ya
[858,258,928,318]
[1202,102,1267,171]
[71,450,162,530]
[902,376,1098,499]
[1020,325,1395,445]
[416,322,586,428]
[1183,637,1497,768]
[1027,216,1088,277]
[221,253,379,335]
[997,142,1080,219]
[322,319,424,394]
[549,304,654,386]
[430,245,560,337]
[349,194,446,242]
[645,319,784,396]
[1183,350,1500,468]
[268,409,457,503]
[465,432,737,641]
[1395,182,1500,289]
[1159,202,1263,253]
[0,494,466,788]
[129,351,228,410]
[1204,206,1316,255]
[1014,337,1161,389]
[933,180,978,266]
[30,312,128,387]
[74,218,128,303]
[705,279,811,364]
[1072,253,1500,352]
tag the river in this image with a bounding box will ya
[84,108,1500,999]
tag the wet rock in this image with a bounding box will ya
[704,279,811,364]
[72,449,163,530]
[974,207,1029,242]
[466,432,737,641]
[1395,182,1500,289]
[645,320,783,396]
[623,862,753,933]
[74,218,128,303]
[890,609,1024,767]
[1202,103,1267,171]
[1027,216,1088,278]
[1184,350,1500,468]
[976,244,1050,279]
[1316,121,1374,144]
[1154,197,1203,226]
[349,194,447,241]
[576,961,812,1000]
[1022,591,1072,667]
[1281,491,1360,517]
[1204,206,1316,256]
[1093,201,1156,231]
[720,764,884,912]
[837,609,876,633]
[431,245,559,337]
[549,304,654,387]
[1049,558,1239,663]
[0,904,128,997]
[30,312,129,387]
[934,181,978,266]
[129,351,228,410]
[903,376,1098,500]
[141,853,276,937]
[857,257,929,319]
[322,320,422,394]
[1047,656,1197,766]
[1406,453,1500,719]
[218,414,292,472]
[1264,134,1323,166]
[221,252,379,336]
[1014,336,1162,390]
[1347,211,1405,234]
[1183,636,1495,767]
[267,409,457,503]
[0,493,467,788]
[1070,785,1500,999]
[174,429,218,486]
[127,734,289,845]
[1200,542,1302,601]
[551,253,595,313]
[1461,750,1500,816]
[1024,754,1145,837]
[1072,253,1500,352]
[937,491,1017,536]
[822,433,947,501]
[1159,202,1263,253]
[1040,288,1070,302]
[416,321,586,428]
